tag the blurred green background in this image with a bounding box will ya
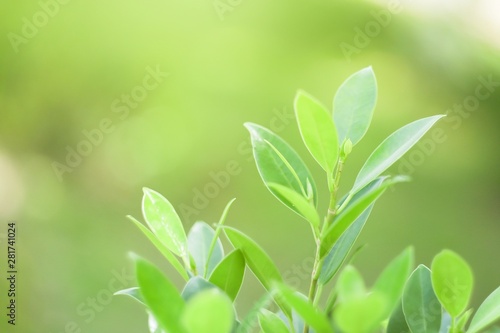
[1,0,499,332]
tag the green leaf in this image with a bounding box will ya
[224,226,291,317]
[267,182,320,230]
[258,309,289,333]
[294,90,339,175]
[135,255,186,333]
[387,301,411,333]
[319,177,384,284]
[440,311,452,333]
[209,249,246,301]
[244,123,317,207]
[188,221,224,277]
[274,282,333,333]
[181,276,217,301]
[237,293,274,333]
[373,247,414,318]
[128,215,188,280]
[114,287,145,306]
[336,265,367,303]
[181,289,234,333]
[142,188,188,260]
[468,287,500,333]
[402,265,442,333]
[321,175,409,257]
[333,66,377,146]
[431,249,474,317]
[334,291,388,333]
[456,308,473,331]
[352,115,445,193]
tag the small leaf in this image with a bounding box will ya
[431,249,474,317]
[333,66,377,146]
[209,249,246,301]
[258,309,289,333]
[387,301,411,333]
[319,177,384,284]
[135,256,187,333]
[373,247,414,318]
[128,215,188,280]
[267,182,320,229]
[224,226,291,317]
[402,265,442,333]
[142,188,188,260]
[352,115,445,193]
[237,293,274,333]
[334,291,388,333]
[188,221,224,277]
[245,123,317,207]
[294,90,339,175]
[456,308,473,331]
[321,176,409,257]
[181,276,217,302]
[336,265,366,303]
[274,282,333,333]
[468,287,500,333]
[181,289,234,333]
[114,287,145,306]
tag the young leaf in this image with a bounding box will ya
[128,215,188,280]
[181,276,218,301]
[237,293,274,333]
[321,175,410,257]
[431,249,474,317]
[387,301,411,333]
[258,309,289,333]
[181,289,234,333]
[209,249,246,301]
[244,123,317,206]
[142,188,188,260]
[224,226,291,317]
[373,247,414,318]
[294,90,339,175]
[334,291,388,333]
[352,115,445,193]
[333,66,377,146]
[273,282,333,333]
[456,308,473,331]
[319,177,384,284]
[267,182,320,229]
[135,255,187,333]
[188,221,224,278]
[467,287,500,333]
[402,265,442,333]
[114,287,145,306]
[336,265,367,303]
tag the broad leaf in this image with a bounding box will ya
[209,249,246,301]
[224,227,291,317]
[268,182,320,229]
[128,215,188,280]
[431,249,474,317]
[352,115,444,193]
[135,256,186,333]
[142,188,188,260]
[321,176,409,257]
[274,282,333,333]
[336,265,366,303]
[373,247,414,318]
[258,309,289,333]
[188,221,224,277]
[334,291,388,333]
[319,177,384,284]
[468,287,500,333]
[245,123,317,207]
[387,301,411,333]
[181,289,234,333]
[333,66,377,146]
[295,90,339,175]
[181,276,217,301]
[114,287,145,306]
[402,265,442,333]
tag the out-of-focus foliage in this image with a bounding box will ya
[0,0,499,332]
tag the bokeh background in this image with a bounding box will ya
[1,0,499,332]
